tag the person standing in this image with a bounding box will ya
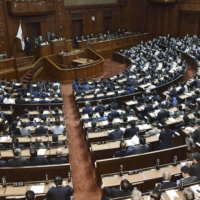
[25,37,31,56]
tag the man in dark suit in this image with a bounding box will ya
[104,115,114,129]
[108,122,123,140]
[27,95,38,104]
[180,165,198,185]
[108,104,120,118]
[33,137,46,149]
[15,93,26,104]
[38,36,43,44]
[94,100,105,113]
[0,91,4,103]
[35,120,48,135]
[51,95,63,103]
[26,190,35,200]
[87,121,101,133]
[8,137,25,148]
[187,152,200,181]
[29,148,49,166]
[50,148,68,164]
[106,98,119,110]
[101,179,131,200]
[38,95,50,104]
[50,134,63,147]
[158,124,174,150]
[123,120,139,138]
[157,171,176,189]
[82,101,93,114]
[7,148,29,167]
[114,140,134,157]
[156,104,170,123]
[24,37,31,56]
[47,176,73,200]
[132,137,149,154]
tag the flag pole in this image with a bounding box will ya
[9,20,21,58]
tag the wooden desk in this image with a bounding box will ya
[72,58,94,67]
[95,145,187,185]
[50,39,67,54]
[35,44,52,60]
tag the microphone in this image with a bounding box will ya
[173,155,177,166]
[179,178,184,190]
[45,173,49,184]
[155,182,162,191]
[119,165,123,176]
[2,176,7,187]
[68,171,71,182]
[156,159,160,170]
[65,139,68,148]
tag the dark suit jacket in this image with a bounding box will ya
[82,107,93,114]
[47,185,74,200]
[183,176,198,185]
[29,156,49,166]
[123,127,139,138]
[158,129,174,150]
[104,123,113,129]
[8,144,25,148]
[133,144,149,154]
[114,146,134,157]
[9,127,21,135]
[108,111,120,118]
[156,109,170,122]
[33,142,46,149]
[51,99,63,103]
[94,105,105,113]
[15,98,26,104]
[38,100,50,104]
[50,157,68,164]
[190,163,200,181]
[103,187,131,199]
[27,100,38,104]
[108,129,123,140]
[0,144,5,148]
[0,160,6,167]
[161,181,177,189]
[35,126,48,135]
[191,127,200,144]
[7,157,29,167]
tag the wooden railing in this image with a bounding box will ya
[15,55,35,68]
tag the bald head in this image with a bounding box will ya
[35,137,42,143]
[56,148,62,157]
[163,171,171,181]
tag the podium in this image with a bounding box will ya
[50,39,67,54]
[35,43,52,60]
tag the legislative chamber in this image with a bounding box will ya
[1,0,200,199]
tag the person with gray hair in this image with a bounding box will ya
[108,122,123,140]
[185,119,200,152]
[157,171,176,189]
[7,148,29,167]
[49,148,68,164]
[82,101,93,114]
[131,189,142,200]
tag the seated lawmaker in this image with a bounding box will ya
[132,137,149,154]
[82,101,93,114]
[175,115,190,130]
[50,134,63,147]
[108,122,123,140]
[123,120,139,138]
[185,152,200,181]
[104,115,114,129]
[179,165,198,185]
[158,124,174,150]
[114,140,134,157]
[50,148,68,164]
[35,120,48,135]
[20,121,29,136]
[52,120,65,135]
[7,148,29,167]
[98,110,107,121]
[9,121,21,135]
[101,179,131,200]
[87,121,101,133]
[29,148,49,166]
[108,104,120,118]
[47,176,74,200]
[51,95,63,103]
[156,104,170,123]
[50,32,57,41]
[94,100,105,113]
[33,137,46,149]
[156,171,176,189]
[8,137,25,148]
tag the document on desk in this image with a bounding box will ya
[180,161,187,166]
[185,127,195,132]
[126,101,135,105]
[143,124,151,129]
[101,121,108,125]
[0,136,8,141]
[43,111,48,114]
[38,149,46,155]
[127,116,136,121]
[185,92,193,97]
[166,190,179,200]
[168,118,176,122]
[30,185,45,194]
[114,118,121,123]
[136,125,143,130]
[132,135,139,145]
[190,184,200,193]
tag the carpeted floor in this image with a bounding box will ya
[61,58,195,200]
[61,58,126,200]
